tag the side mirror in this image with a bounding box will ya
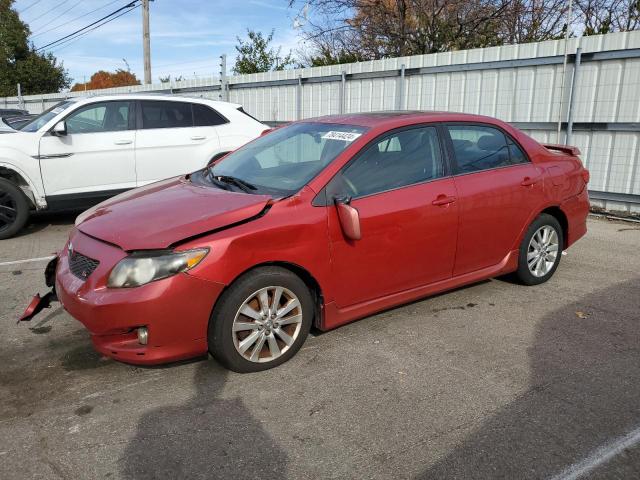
[52,121,67,136]
[334,196,361,241]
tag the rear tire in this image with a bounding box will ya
[515,213,563,286]
[0,178,30,240]
[208,267,313,373]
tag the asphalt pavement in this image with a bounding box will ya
[0,214,638,479]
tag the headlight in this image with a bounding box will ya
[107,248,209,288]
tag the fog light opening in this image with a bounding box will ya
[137,327,148,345]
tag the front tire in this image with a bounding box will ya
[515,213,563,286]
[0,178,30,240]
[208,267,313,373]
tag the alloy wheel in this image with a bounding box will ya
[232,286,303,363]
[527,225,559,277]
[0,190,18,233]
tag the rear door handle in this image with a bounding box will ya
[114,139,133,145]
[521,176,541,186]
[432,195,457,206]
[191,135,206,141]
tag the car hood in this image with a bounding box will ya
[76,177,272,251]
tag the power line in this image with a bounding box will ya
[36,0,139,51]
[48,4,141,54]
[31,0,122,38]
[19,0,46,14]
[30,0,83,34]
[27,0,72,25]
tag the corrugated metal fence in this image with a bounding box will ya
[3,31,640,212]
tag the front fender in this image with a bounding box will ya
[0,156,47,209]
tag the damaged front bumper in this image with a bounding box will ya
[18,256,59,322]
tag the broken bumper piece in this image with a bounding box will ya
[18,256,58,323]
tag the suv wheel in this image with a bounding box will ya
[515,213,563,285]
[0,178,30,240]
[208,267,313,373]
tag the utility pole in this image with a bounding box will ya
[142,0,152,84]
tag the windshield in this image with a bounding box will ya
[208,122,368,195]
[20,101,75,132]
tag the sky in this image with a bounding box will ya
[13,0,306,86]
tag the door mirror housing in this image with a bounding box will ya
[52,121,67,136]
[334,196,361,241]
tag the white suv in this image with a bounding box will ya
[0,94,268,239]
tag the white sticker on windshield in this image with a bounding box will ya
[51,107,64,114]
[321,131,362,142]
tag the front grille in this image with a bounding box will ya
[69,251,99,280]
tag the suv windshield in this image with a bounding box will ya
[20,100,75,132]
[207,122,367,195]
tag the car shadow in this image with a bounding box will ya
[14,211,78,237]
[417,277,640,479]
[119,360,288,479]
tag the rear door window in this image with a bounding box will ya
[446,124,528,173]
[141,101,193,129]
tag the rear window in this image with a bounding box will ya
[193,104,227,126]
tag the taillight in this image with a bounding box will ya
[582,169,590,184]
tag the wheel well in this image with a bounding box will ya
[224,261,325,329]
[0,167,34,206]
[541,206,568,248]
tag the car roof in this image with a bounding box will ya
[305,111,506,128]
[68,93,240,109]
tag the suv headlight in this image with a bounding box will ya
[107,248,209,288]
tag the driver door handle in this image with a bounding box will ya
[432,195,457,206]
[114,139,133,145]
[191,135,206,141]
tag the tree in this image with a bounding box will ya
[289,0,640,65]
[575,0,640,35]
[304,45,366,66]
[290,0,513,62]
[70,69,141,92]
[498,0,569,43]
[0,0,70,96]
[159,74,184,83]
[232,29,294,74]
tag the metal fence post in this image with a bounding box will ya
[397,64,405,110]
[340,71,346,114]
[17,83,23,109]
[297,75,303,120]
[565,47,582,146]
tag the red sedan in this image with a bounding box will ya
[21,112,590,372]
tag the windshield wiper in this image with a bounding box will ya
[211,174,257,193]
